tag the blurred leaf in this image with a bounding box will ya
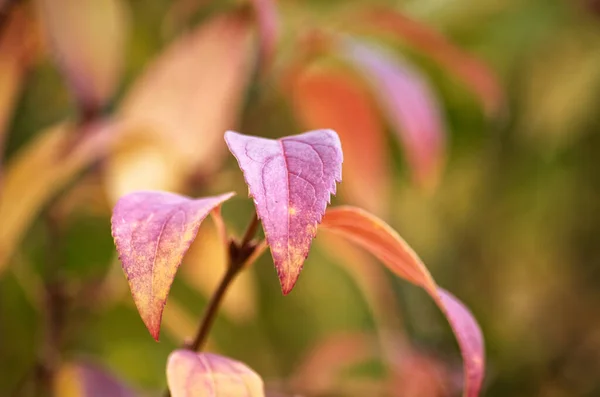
[290,332,376,396]
[339,37,445,189]
[111,190,234,340]
[167,350,265,397]
[54,360,136,397]
[107,11,256,202]
[182,216,258,323]
[0,5,33,166]
[35,0,128,111]
[0,121,114,274]
[288,63,390,215]
[391,351,453,397]
[321,207,485,397]
[225,129,343,294]
[249,0,279,72]
[349,6,504,117]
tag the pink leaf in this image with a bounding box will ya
[249,0,279,72]
[111,191,234,340]
[225,130,343,294]
[167,350,265,397]
[55,360,137,397]
[321,207,485,397]
[339,38,445,188]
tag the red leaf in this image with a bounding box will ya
[288,64,390,215]
[351,7,504,117]
[339,38,445,188]
[225,130,343,294]
[111,191,234,340]
[167,350,265,397]
[321,207,485,397]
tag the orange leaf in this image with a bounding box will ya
[349,7,504,117]
[0,121,114,274]
[35,0,128,110]
[107,11,256,201]
[0,5,34,176]
[321,206,485,397]
[289,64,390,215]
[167,350,265,397]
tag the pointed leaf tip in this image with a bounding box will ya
[321,207,485,397]
[167,350,265,397]
[111,190,235,340]
[225,130,343,294]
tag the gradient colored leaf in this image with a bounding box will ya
[0,121,114,274]
[54,360,136,397]
[0,5,33,175]
[339,38,445,188]
[225,130,342,294]
[167,350,265,397]
[107,11,255,202]
[350,7,504,117]
[321,206,485,397]
[289,64,390,215]
[35,0,128,110]
[111,191,234,340]
[249,0,279,72]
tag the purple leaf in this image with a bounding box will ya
[339,37,446,188]
[55,360,137,397]
[225,130,342,294]
[111,191,234,340]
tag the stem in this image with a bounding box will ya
[240,212,260,248]
[188,265,238,352]
[164,211,262,396]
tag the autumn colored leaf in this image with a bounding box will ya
[321,207,485,397]
[0,121,114,274]
[167,350,265,397]
[111,191,234,340]
[289,64,390,215]
[339,37,445,188]
[35,0,128,111]
[249,0,279,72]
[106,11,255,202]
[225,130,343,294]
[348,7,504,117]
[54,360,136,397]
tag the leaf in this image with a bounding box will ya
[338,38,445,188]
[0,121,114,274]
[249,0,279,72]
[288,63,390,215]
[35,0,128,110]
[0,5,33,172]
[225,130,343,294]
[54,360,136,397]
[167,350,265,397]
[321,206,485,397]
[111,191,234,340]
[350,7,504,117]
[107,11,256,201]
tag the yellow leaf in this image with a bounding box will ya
[0,121,114,274]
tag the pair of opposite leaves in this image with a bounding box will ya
[111,129,484,397]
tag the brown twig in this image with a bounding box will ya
[163,211,263,396]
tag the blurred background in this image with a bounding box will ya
[1,0,600,396]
